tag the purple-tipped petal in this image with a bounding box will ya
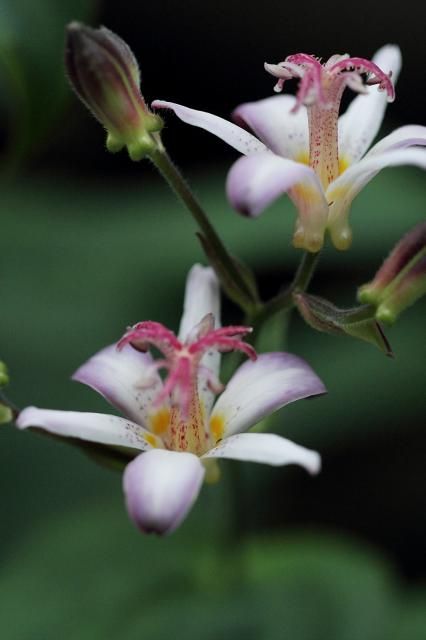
[178,264,221,416]
[72,344,165,427]
[232,94,309,160]
[123,450,205,535]
[365,125,426,157]
[152,100,266,155]
[203,432,321,474]
[16,406,160,449]
[338,45,402,163]
[226,152,329,252]
[210,352,326,438]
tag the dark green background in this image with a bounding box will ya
[0,1,425,638]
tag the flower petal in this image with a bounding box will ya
[364,125,426,157]
[72,344,165,427]
[123,449,205,534]
[151,99,266,155]
[178,264,221,341]
[16,406,160,449]
[209,352,326,438]
[328,146,426,245]
[232,94,309,160]
[178,264,221,415]
[338,45,402,163]
[226,152,329,252]
[203,432,321,474]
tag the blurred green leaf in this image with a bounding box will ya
[0,0,97,168]
[0,500,424,640]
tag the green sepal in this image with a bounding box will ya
[29,427,135,472]
[197,232,259,313]
[294,292,393,357]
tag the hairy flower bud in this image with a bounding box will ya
[65,22,163,160]
[358,222,426,323]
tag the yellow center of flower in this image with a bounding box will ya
[150,407,171,435]
[209,414,225,443]
[148,386,215,456]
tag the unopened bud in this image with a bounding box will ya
[358,222,426,305]
[65,22,163,160]
[294,292,392,356]
[358,222,426,324]
[376,255,426,324]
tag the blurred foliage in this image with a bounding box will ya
[0,124,424,640]
[0,0,96,170]
[0,497,425,639]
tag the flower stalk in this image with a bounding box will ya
[149,148,260,312]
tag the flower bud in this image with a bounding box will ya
[358,222,426,324]
[65,22,163,160]
[358,222,426,305]
[375,255,426,324]
[294,292,392,356]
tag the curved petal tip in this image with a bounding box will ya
[123,450,205,535]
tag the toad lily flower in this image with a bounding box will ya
[16,265,325,535]
[153,45,426,252]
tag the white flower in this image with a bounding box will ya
[153,45,426,252]
[17,265,325,535]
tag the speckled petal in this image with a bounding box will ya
[16,406,160,449]
[338,45,402,164]
[232,94,309,160]
[123,449,205,535]
[72,344,165,427]
[210,352,326,438]
[152,100,266,155]
[203,432,321,474]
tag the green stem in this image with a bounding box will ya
[251,250,321,331]
[150,148,257,310]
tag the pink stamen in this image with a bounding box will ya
[265,51,396,107]
[117,320,257,419]
[118,320,182,355]
[328,56,395,101]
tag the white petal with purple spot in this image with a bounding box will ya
[338,45,402,163]
[210,352,326,438]
[232,94,309,160]
[16,406,158,449]
[72,344,165,427]
[123,449,205,534]
[152,100,266,155]
[203,432,321,474]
